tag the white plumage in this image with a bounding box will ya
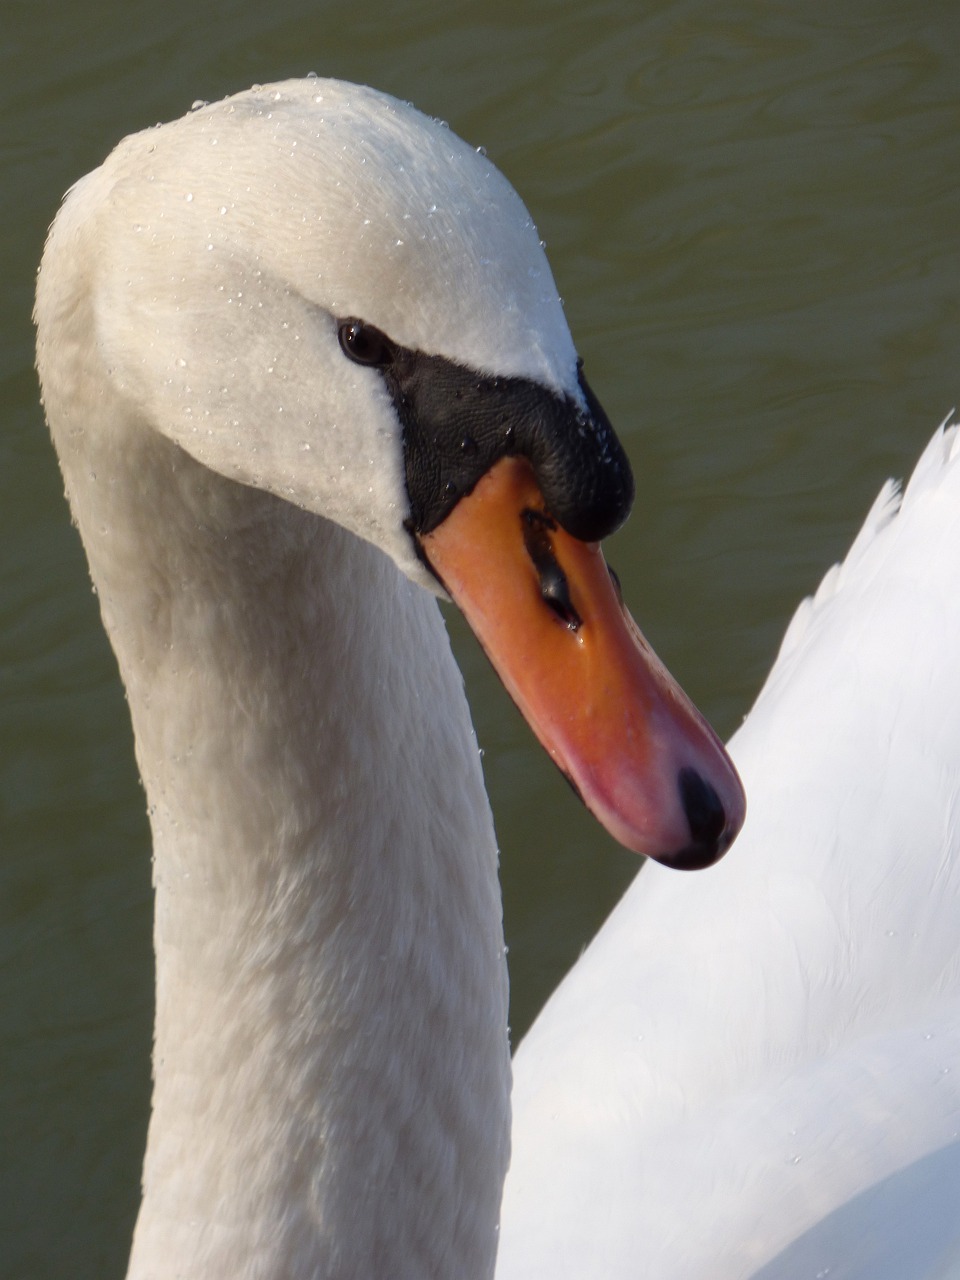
[35,76,960,1280]
[499,420,960,1279]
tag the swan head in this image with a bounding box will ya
[37,77,745,867]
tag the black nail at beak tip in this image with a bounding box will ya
[663,766,733,871]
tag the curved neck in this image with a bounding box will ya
[59,418,510,1278]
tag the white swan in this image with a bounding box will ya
[498,420,960,1278]
[35,79,743,1279]
[38,75,960,1280]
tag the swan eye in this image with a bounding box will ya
[338,319,393,367]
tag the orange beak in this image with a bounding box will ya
[418,456,745,869]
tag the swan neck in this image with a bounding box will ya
[55,419,510,1278]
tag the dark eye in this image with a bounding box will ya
[338,319,393,367]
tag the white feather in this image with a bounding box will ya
[499,416,960,1279]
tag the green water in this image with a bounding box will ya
[3,2,959,1275]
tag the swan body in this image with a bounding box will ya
[35,78,741,1279]
[498,422,960,1278]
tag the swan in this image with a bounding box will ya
[498,420,960,1278]
[34,79,744,1279]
